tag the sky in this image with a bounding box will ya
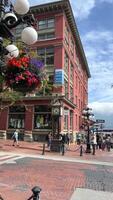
[27,0,113,128]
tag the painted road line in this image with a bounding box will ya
[0,155,25,165]
[70,188,113,200]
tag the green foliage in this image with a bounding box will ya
[37,79,53,96]
[0,89,24,111]
[0,90,23,102]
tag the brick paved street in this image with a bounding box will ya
[1,139,113,163]
[0,139,113,200]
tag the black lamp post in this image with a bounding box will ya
[0,0,37,58]
[82,107,94,153]
[50,96,63,152]
[51,96,63,138]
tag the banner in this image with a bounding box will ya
[54,69,64,84]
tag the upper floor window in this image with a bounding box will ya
[64,52,68,75]
[38,18,55,30]
[64,25,69,47]
[70,110,73,129]
[38,32,55,40]
[37,47,54,66]
[70,86,73,102]
[64,79,68,99]
[70,63,73,82]
[15,24,27,38]
[70,38,74,56]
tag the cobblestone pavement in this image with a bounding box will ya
[0,155,113,200]
[0,140,113,200]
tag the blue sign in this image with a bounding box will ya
[54,69,64,84]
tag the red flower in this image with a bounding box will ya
[23,70,32,76]
[15,74,25,82]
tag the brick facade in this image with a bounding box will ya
[0,0,90,142]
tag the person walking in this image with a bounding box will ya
[91,133,97,155]
[106,135,111,152]
[12,129,19,146]
[46,132,52,149]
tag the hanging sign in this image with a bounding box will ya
[54,69,64,84]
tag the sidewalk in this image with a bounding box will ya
[0,139,113,163]
[1,139,113,200]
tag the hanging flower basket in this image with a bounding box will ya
[5,56,44,93]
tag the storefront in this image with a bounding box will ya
[0,96,76,142]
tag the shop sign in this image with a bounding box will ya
[96,119,105,123]
[54,69,64,84]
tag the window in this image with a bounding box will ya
[70,38,74,56]
[64,52,68,74]
[15,24,27,38]
[38,18,55,30]
[34,105,52,129]
[75,95,77,105]
[70,86,73,102]
[37,47,54,66]
[38,32,55,40]
[64,115,68,130]
[70,111,73,130]
[64,79,68,99]
[65,25,69,47]
[70,63,73,82]
[8,106,25,129]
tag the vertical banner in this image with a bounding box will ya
[54,69,64,84]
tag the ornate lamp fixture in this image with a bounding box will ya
[82,106,94,153]
[0,0,37,58]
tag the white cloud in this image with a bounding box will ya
[89,102,113,128]
[70,0,96,20]
[89,102,113,115]
[71,0,113,19]
[81,30,113,103]
[83,31,113,42]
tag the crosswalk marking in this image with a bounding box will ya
[0,154,24,165]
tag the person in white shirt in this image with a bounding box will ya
[12,129,19,146]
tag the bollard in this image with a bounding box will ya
[62,143,65,156]
[27,186,41,200]
[80,145,83,156]
[92,144,95,155]
[0,195,4,200]
[42,143,45,155]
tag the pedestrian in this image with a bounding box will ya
[98,135,102,149]
[59,133,66,154]
[12,129,19,146]
[101,137,106,151]
[91,133,97,155]
[106,136,111,152]
[46,132,52,148]
[65,133,70,145]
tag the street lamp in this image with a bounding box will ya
[50,96,63,152]
[0,0,37,58]
[51,98,63,138]
[82,107,94,153]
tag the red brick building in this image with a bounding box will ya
[0,0,90,142]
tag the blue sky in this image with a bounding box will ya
[27,0,113,128]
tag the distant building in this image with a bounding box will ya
[0,0,90,142]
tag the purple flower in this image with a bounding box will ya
[30,58,44,69]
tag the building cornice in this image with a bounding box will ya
[30,0,91,78]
